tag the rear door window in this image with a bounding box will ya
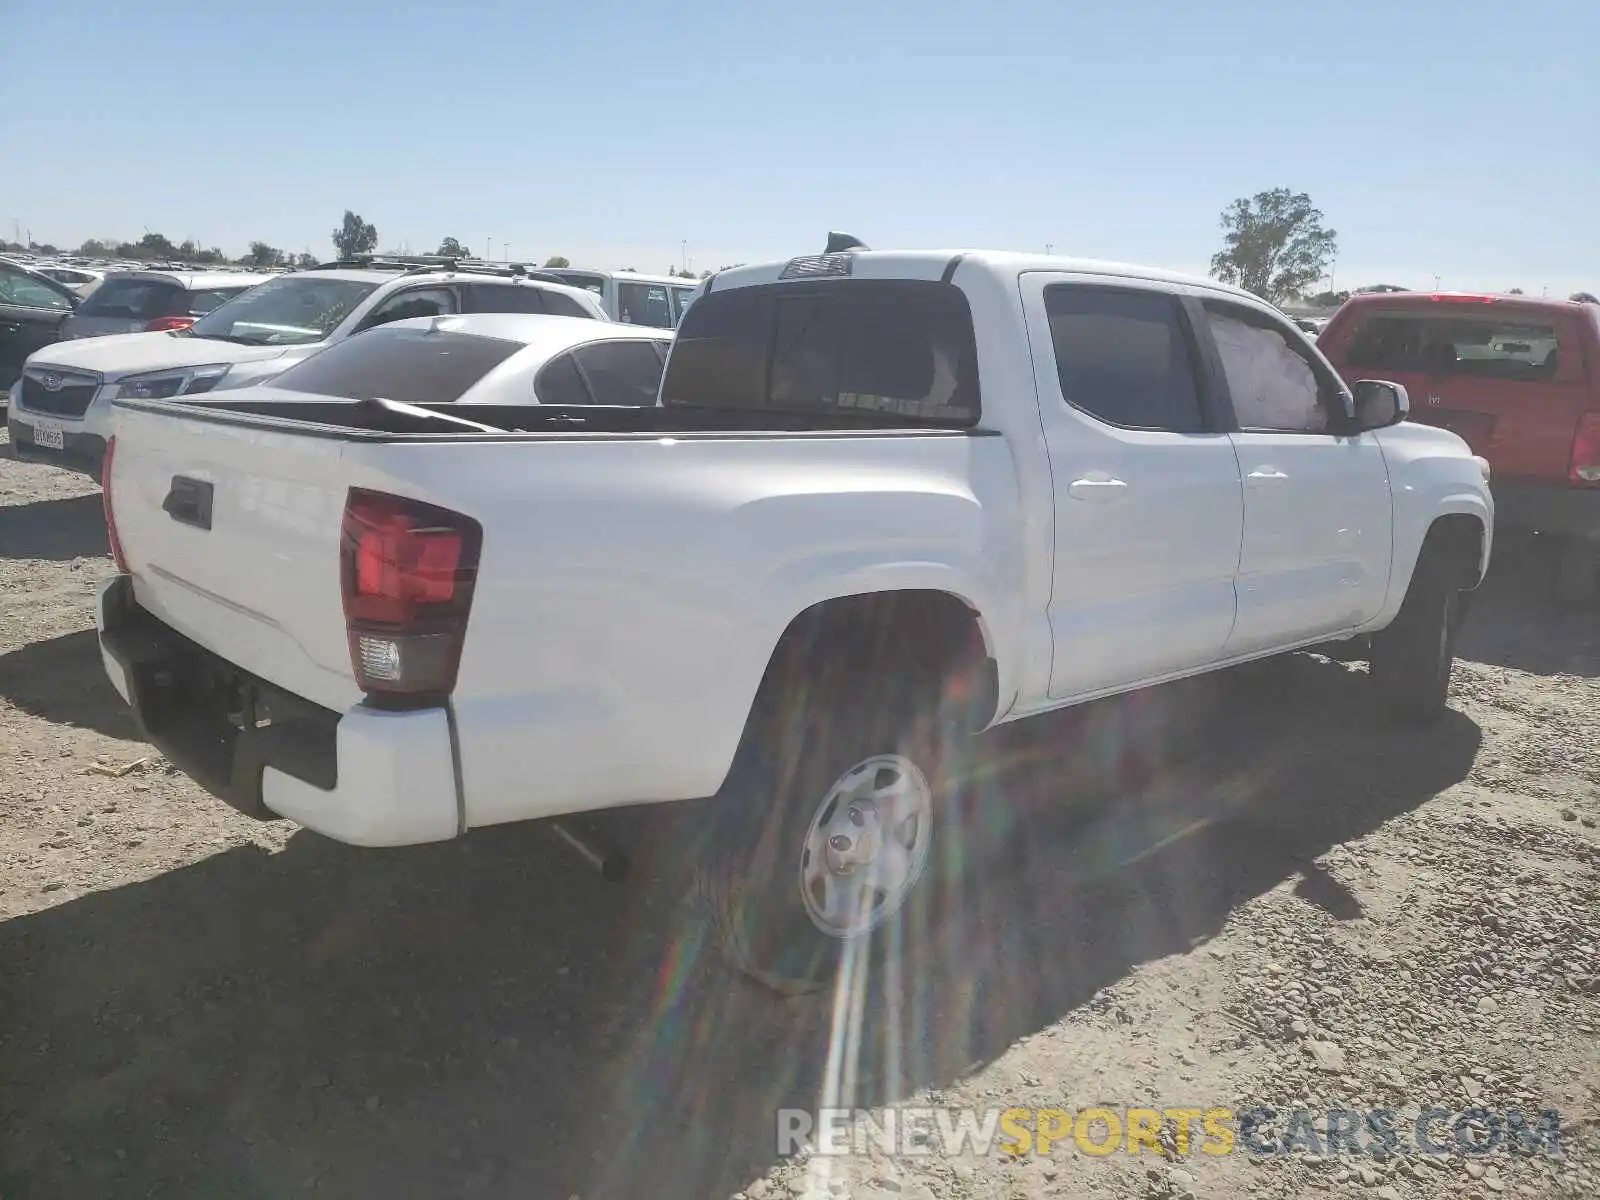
[534,353,593,405]
[462,283,548,314]
[271,325,521,404]
[79,277,185,319]
[662,280,981,424]
[540,291,597,319]
[1044,285,1206,432]
[571,339,667,405]
[359,287,457,329]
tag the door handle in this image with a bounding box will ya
[1247,468,1289,482]
[1067,477,1129,500]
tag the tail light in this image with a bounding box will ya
[340,489,483,705]
[102,435,129,572]
[1572,414,1600,485]
[145,315,197,332]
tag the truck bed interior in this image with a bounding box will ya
[120,396,983,439]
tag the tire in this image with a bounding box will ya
[1369,541,1468,725]
[695,660,965,995]
[1554,537,1599,610]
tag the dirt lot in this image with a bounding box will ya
[1,429,1596,1200]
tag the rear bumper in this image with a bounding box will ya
[97,575,460,847]
[1492,480,1600,542]
[7,415,106,477]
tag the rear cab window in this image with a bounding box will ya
[1343,312,1565,382]
[662,279,981,426]
[269,325,522,404]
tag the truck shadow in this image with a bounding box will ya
[0,629,139,740]
[0,493,108,562]
[0,657,1480,1200]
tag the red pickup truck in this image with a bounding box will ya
[1319,293,1600,605]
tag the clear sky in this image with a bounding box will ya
[3,1,1595,295]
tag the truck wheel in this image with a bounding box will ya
[696,666,961,995]
[1554,538,1598,609]
[1368,542,1468,725]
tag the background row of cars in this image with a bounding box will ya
[4,256,701,474]
[7,249,1595,605]
[1,255,701,411]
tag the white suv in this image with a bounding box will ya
[7,260,609,476]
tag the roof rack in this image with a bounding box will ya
[309,255,531,280]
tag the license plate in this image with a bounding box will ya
[30,419,65,450]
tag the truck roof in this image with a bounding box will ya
[707,249,1268,306]
[1334,289,1600,319]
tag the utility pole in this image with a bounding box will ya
[1045,243,1054,256]
[681,240,687,274]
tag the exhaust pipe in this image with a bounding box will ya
[550,820,630,882]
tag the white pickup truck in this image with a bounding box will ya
[95,239,1494,992]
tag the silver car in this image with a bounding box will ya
[59,269,274,340]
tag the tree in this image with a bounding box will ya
[293,252,318,269]
[332,210,378,259]
[436,237,467,258]
[1507,287,1525,295]
[542,255,570,268]
[1572,292,1599,305]
[76,239,113,258]
[246,241,283,268]
[139,231,178,259]
[1209,188,1338,304]
[1309,289,1349,308]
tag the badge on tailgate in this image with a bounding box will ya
[162,476,214,531]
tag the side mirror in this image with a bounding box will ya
[1352,379,1409,431]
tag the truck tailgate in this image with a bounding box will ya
[107,405,365,712]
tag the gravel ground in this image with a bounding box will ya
[1,428,1596,1200]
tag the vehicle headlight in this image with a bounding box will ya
[108,364,231,400]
